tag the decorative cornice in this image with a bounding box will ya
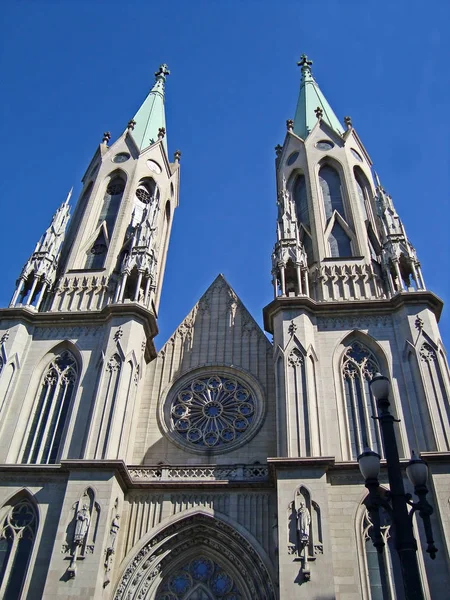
[263,291,443,334]
[0,303,158,359]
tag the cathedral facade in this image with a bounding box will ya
[0,57,449,599]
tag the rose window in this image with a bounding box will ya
[169,375,257,449]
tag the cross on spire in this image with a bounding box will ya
[297,54,313,76]
[155,64,170,79]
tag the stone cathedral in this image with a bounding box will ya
[0,55,449,600]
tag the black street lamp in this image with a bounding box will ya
[358,372,437,600]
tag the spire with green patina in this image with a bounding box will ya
[130,64,170,153]
[293,55,343,140]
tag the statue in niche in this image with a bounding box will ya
[67,501,92,578]
[74,504,91,544]
[296,502,311,543]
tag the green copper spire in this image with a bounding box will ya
[293,55,343,139]
[131,64,170,153]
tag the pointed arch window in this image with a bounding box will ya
[85,176,125,269]
[156,555,243,599]
[363,508,405,599]
[22,351,78,464]
[293,174,310,227]
[0,498,38,599]
[132,178,159,227]
[98,177,125,233]
[319,165,345,220]
[329,222,352,257]
[354,168,370,221]
[342,342,382,459]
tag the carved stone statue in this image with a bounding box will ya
[104,514,121,586]
[74,503,90,544]
[296,502,311,543]
[109,514,120,550]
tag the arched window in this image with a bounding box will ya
[85,176,125,269]
[85,229,107,270]
[22,350,78,464]
[0,498,38,598]
[132,178,158,227]
[363,508,405,599]
[98,177,125,233]
[293,174,310,227]
[329,222,352,257]
[342,342,382,459]
[354,168,370,221]
[319,165,345,220]
[156,555,243,599]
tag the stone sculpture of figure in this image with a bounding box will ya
[74,503,90,544]
[109,514,120,550]
[296,502,311,543]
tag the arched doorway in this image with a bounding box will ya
[114,513,276,600]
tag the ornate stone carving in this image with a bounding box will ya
[420,342,437,363]
[288,348,303,367]
[113,327,123,342]
[104,508,120,587]
[168,374,258,451]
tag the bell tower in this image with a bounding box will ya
[1,64,180,466]
[265,55,449,596]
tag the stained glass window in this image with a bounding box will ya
[342,342,382,460]
[329,222,352,257]
[0,499,37,599]
[319,165,345,220]
[293,174,310,227]
[156,556,242,599]
[363,509,405,599]
[22,351,78,464]
[169,374,257,450]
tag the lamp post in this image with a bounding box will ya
[358,373,437,600]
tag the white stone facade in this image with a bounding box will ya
[0,60,448,600]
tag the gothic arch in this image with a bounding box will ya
[332,332,390,461]
[16,341,81,464]
[0,488,39,599]
[113,511,276,600]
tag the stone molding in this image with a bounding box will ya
[263,290,444,333]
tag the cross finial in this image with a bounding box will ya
[297,54,313,74]
[314,107,323,119]
[102,131,111,144]
[155,64,170,79]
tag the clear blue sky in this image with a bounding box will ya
[1,1,449,350]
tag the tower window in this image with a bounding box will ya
[319,165,345,220]
[22,351,78,464]
[329,222,352,257]
[293,174,310,227]
[0,498,38,598]
[342,342,382,460]
[97,177,125,234]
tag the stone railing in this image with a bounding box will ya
[128,464,270,483]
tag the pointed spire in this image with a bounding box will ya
[293,54,344,139]
[130,64,170,154]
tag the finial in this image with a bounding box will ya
[374,171,382,188]
[286,119,294,131]
[102,131,111,144]
[314,107,323,119]
[297,54,313,76]
[275,144,282,157]
[65,187,73,205]
[155,64,170,79]
[174,149,181,163]
[127,119,136,131]
[344,116,352,130]
[158,127,166,140]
